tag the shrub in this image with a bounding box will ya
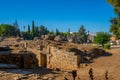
[104,43,111,49]
[94,32,110,47]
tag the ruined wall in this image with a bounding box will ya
[0,38,106,70]
[25,40,82,70]
[47,46,81,70]
[1,39,104,70]
[0,38,88,70]
[0,52,39,69]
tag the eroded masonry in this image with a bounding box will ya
[0,37,105,70]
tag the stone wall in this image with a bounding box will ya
[25,40,105,70]
[0,51,39,69]
[46,46,81,70]
[0,39,105,70]
[25,40,82,70]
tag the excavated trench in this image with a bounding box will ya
[0,47,39,69]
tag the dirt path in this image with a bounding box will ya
[77,48,120,80]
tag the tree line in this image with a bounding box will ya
[0,20,89,43]
[0,20,66,40]
[0,20,112,48]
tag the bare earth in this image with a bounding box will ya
[0,48,120,80]
[77,48,120,80]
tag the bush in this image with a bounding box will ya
[94,32,110,47]
[104,43,111,49]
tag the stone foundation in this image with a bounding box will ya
[0,51,38,69]
[0,38,105,70]
[46,46,81,70]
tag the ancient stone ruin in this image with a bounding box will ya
[0,37,105,70]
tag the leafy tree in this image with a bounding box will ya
[13,20,20,36]
[107,0,120,13]
[94,32,111,47]
[77,25,87,44]
[0,24,16,37]
[107,0,120,39]
[108,0,120,6]
[109,18,120,39]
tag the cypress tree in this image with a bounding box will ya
[32,20,35,35]
[28,25,30,34]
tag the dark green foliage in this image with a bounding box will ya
[20,31,33,40]
[107,0,120,14]
[28,25,31,34]
[39,25,49,36]
[94,32,110,47]
[109,18,120,39]
[107,0,120,39]
[0,21,89,41]
[0,24,16,37]
[21,25,33,40]
[77,25,88,44]
[32,20,35,35]
[107,0,120,9]
[49,30,55,36]
[104,43,111,49]
[60,32,67,36]
[21,23,50,40]
[55,29,60,36]
[34,26,39,36]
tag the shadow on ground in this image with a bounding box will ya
[0,67,58,76]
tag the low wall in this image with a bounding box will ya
[47,46,81,70]
[0,51,39,69]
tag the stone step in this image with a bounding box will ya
[0,63,17,69]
